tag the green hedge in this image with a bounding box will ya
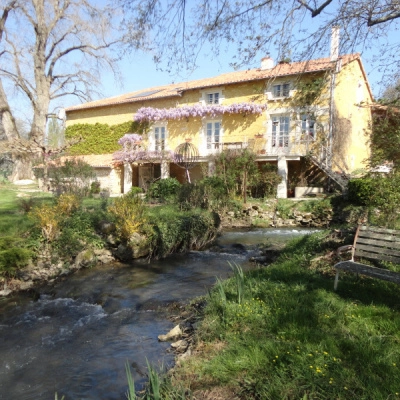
[65,121,148,155]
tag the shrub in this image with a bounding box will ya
[250,163,282,198]
[29,203,60,242]
[90,181,101,195]
[45,158,96,197]
[107,194,147,243]
[147,207,219,258]
[147,178,181,203]
[348,172,400,227]
[17,197,37,213]
[56,193,81,216]
[54,211,104,259]
[0,237,33,277]
[347,177,375,205]
[177,177,232,212]
[0,248,33,277]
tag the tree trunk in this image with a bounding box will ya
[8,154,34,181]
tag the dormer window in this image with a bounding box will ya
[207,92,220,104]
[200,88,224,105]
[273,83,290,98]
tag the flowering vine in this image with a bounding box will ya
[113,133,175,163]
[133,102,268,123]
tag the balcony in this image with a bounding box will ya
[203,134,316,157]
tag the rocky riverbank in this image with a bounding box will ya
[0,196,341,298]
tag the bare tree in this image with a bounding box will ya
[121,0,400,76]
[0,0,122,181]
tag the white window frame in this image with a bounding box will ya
[265,81,292,100]
[203,119,222,153]
[150,123,168,151]
[270,114,291,148]
[200,88,224,105]
[300,114,316,140]
[273,83,290,98]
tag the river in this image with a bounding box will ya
[0,228,317,399]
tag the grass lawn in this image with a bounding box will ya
[167,231,400,400]
[0,182,54,236]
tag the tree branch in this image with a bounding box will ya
[368,11,400,26]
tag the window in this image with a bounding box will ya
[154,126,166,151]
[271,115,290,147]
[207,92,220,104]
[273,83,290,98]
[151,125,167,151]
[206,121,221,150]
[300,114,315,140]
[200,89,223,105]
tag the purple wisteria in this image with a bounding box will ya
[133,102,268,123]
[113,134,175,163]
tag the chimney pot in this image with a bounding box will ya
[261,56,274,70]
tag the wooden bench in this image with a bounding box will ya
[334,225,400,290]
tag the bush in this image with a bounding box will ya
[147,207,220,258]
[17,197,37,213]
[250,163,282,198]
[348,172,400,227]
[29,203,60,242]
[46,159,96,197]
[107,193,147,243]
[56,193,81,216]
[0,237,33,277]
[53,210,104,259]
[177,177,232,212]
[146,178,181,203]
[90,181,101,195]
[347,177,375,205]
[28,194,81,243]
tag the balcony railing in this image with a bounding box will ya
[203,134,316,157]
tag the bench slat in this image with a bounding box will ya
[356,238,400,252]
[355,243,400,259]
[355,250,400,264]
[360,226,400,235]
[335,261,400,284]
[358,232,400,244]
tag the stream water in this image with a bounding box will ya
[0,228,317,399]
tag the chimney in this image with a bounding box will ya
[330,26,340,61]
[261,56,274,70]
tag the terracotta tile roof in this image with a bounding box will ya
[65,54,364,112]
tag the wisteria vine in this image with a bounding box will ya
[113,133,175,163]
[133,102,268,123]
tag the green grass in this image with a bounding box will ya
[169,231,400,399]
[0,183,53,236]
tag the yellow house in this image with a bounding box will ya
[64,53,373,198]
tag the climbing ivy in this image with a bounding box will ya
[291,75,327,107]
[65,121,149,155]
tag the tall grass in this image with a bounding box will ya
[171,231,400,399]
[125,361,136,400]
